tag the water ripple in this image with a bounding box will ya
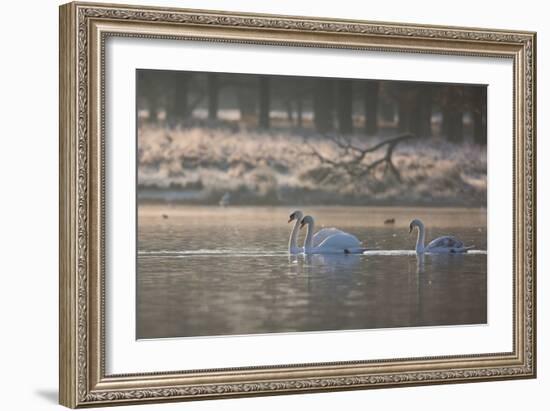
[138,249,487,258]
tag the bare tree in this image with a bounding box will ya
[304,133,414,182]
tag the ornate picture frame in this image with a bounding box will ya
[59,1,536,408]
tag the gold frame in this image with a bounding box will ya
[59,1,537,408]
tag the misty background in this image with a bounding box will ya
[136,70,487,206]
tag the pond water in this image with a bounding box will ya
[137,206,487,339]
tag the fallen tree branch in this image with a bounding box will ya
[303,133,415,182]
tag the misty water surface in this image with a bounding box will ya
[136,206,487,339]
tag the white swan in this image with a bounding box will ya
[300,215,364,254]
[409,218,473,254]
[287,210,345,254]
[288,210,304,254]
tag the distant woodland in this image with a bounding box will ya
[137,70,487,144]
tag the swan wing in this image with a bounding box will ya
[426,236,467,252]
[316,233,362,252]
[312,228,345,247]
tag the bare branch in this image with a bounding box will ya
[303,133,415,182]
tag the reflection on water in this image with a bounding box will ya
[137,206,487,339]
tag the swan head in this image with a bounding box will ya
[288,210,303,224]
[300,215,314,229]
[409,218,424,233]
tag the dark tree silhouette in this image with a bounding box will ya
[236,77,256,124]
[313,79,334,133]
[207,73,219,120]
[137,70,160,123]
[415,85,433,138]
[393,83,433,138]
[397,84,416,133]
[337,80,353,135]
[136,70,486,145]
[258,76,270,129]
[441,86,465,142]
[364,80,379,136]
[471,86,487,145]
[296,97,303,128]
[166,71,189,125]
[293,78,307,128]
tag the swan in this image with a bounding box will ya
[300,215,364,254]
[409,218,474,254]
[288,210,304,254]
[287,210,345,254]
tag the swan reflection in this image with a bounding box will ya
[302,253,362,276]
[414,252,468,276]
[416,253,425,274]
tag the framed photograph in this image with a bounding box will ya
[59,2,536,408]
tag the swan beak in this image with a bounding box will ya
[288,218,293,223]
[409,225,413,234]
[299,222,306,229]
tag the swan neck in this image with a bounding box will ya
[288,219,300,253]
[304,220,315,251]
[416,223,425,253]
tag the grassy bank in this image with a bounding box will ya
[137,125,486,207]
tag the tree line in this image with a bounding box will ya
[137,70,487,144]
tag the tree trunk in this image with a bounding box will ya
[313,79,333,133]
[207,73,219,120]
[442,87,464,142]
[398,99,412,132]
[399,84,431,138]
[258,76,270,129]
[238,91,255,123]
[404,86,431,138]
[148,101,159,124]
[443,108,464,143]
[296,97,303,128]
[167,72,188,125]
[285,100,294,124]
[364,80,379,135]
[472,86,487,145]
[137,70,159,124]
[415,86,433,138]
[337,80,353,135]
[396,84,416,133]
